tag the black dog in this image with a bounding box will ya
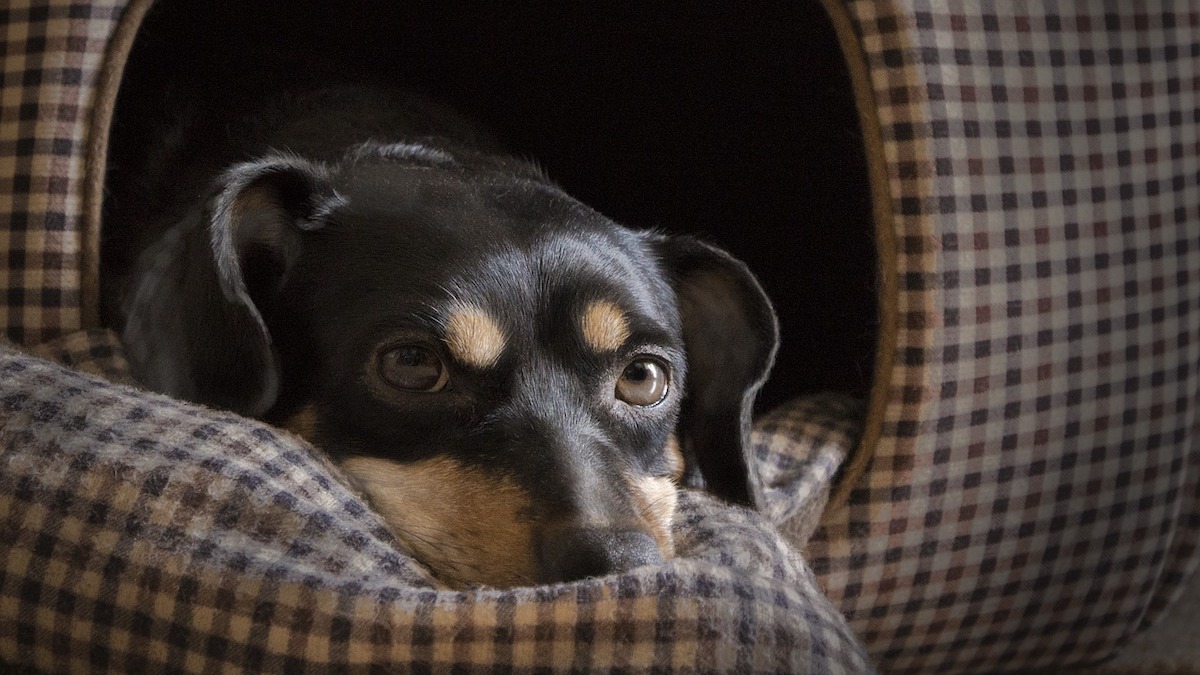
[103,85,778,588]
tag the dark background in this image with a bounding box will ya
[109,0,878,411]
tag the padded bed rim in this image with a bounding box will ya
[817,0,902,507]
[81,0,154,328]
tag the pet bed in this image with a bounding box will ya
[2,1,1199,673]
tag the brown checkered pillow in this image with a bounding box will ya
[0,333,874,673]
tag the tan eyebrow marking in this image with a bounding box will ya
[580,300,631,353]
[444,304,507,368]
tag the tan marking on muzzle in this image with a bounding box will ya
[580,300,630,353]
[664,432,685,480]
[339,456,536,589]
[629,474,679,558]
[444,305,507,368]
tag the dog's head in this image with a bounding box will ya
[122,141,778,588]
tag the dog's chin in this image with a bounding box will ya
[336,455,678,589]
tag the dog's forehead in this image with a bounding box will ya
[438,228,679,363]
[320,162,680,358]
[334,158,567,234]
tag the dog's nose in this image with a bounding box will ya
[537,527,664,583]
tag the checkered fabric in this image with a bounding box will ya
[0,0,125,345]
[813,1,1200,672]
[754,394,868,552]
[0,336,875,673]
[4,0,1200,673]
[22,326,136,385]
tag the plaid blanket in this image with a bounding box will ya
[0,330,873,673]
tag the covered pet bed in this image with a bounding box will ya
[2,1,1198,673]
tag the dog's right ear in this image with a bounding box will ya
[648,234,779,509]
[121,156,340,417]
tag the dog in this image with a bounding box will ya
[102,84,778,588]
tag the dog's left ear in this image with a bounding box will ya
[651,235,779,508]
[121,156,339,418]
[197,157,341,415]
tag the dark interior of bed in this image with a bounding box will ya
[103,0,876,411]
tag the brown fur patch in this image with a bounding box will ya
[629,474,678,558]
[339,456,537,588]
[283,404,320,443]
[579,300,630,353]
[444,305,507,369]
[664,433,685,480]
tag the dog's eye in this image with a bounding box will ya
[616,358,669,407]
[378,346,449,392]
